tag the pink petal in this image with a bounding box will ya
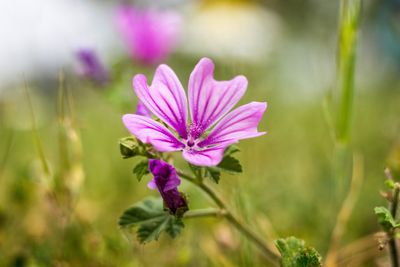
[122,114,184,152]
[136,101,151,117]
[147,179,157,189]
[182,146,226,166]
[188,58,247,139]
[147,159,181,191]
[199,102,267,147]
[133,64,188,138]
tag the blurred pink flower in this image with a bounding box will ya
[123,58,267,166]
[115,5,181,65]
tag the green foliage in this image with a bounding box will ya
[374,206,400,232]
[217,155,242,174]
[224,145,240,157]
[119,136,153,159]
[218,145,242,173]
[335,0,361,143]
[275,237,322,267]
[205,167,221,184]
[132,159,149,182]
[193,146,241,184]
[119,197,185,243]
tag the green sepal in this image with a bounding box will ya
[119,197,185,243]
[133,159,149,182]
[119,136,153,159]
[217,155,242,174]
[205,167,221,184]
[216,145,242,174]
[224,145,240,156]
[172,193,189,218]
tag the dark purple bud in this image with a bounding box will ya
[148,159,188,215]
[76,49,109,85]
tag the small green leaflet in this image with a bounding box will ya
[119,197,185,243]
[187,146,242,184]
[205,146,242,183]
[217,155,242,173]
[374,206,400,232]
[275,237,322,267]
[218,145,242,173]
[223,145,240,156]
[133,159,149,182]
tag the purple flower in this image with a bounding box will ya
[148,159,188,214]
[115,5,181,65]
[136,101,151,117]
[122,58,267,166]
[76,49,109,85]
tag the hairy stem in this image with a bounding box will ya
[183,208,227,219]
[389,184,400,267]
[177,170,280,266]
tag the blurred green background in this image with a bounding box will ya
[1,0,400,266]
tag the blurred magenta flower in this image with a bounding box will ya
[136,101,151,117]
[148,159,188,214]
[115,5,181,65]
[76,49,109,85]
[122,58,267,166]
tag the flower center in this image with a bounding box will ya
[183,135,198,151]
[187,140,195,147]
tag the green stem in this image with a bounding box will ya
[389,184,400,267]
[177,170,280,266]
[335,0,361,144]
[183,208,226,219]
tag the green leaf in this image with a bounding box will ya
[188,163,202,179]
[119,197,185,243]
[189,163,221,183]
[133,159,149,182]
[187,145,242,184]
[165,217,185,238]
[217,155,242,173]
[374,206,400,232]
[275,237,322,267]
[205,167,221,184]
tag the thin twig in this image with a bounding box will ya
[183,208,227,219]
[177,169,280,266]
[389,184,400,267]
